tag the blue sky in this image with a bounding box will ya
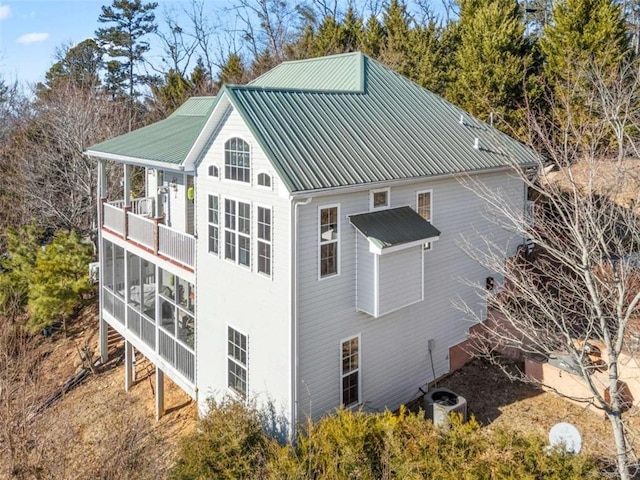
[0,0,219,85]
[0,1,447,86]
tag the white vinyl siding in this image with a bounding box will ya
[355,235,375,315]
[296,171,525,422]
[195,106,292,424]
[377,249,423,316]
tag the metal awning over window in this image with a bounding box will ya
[349,206,441,255]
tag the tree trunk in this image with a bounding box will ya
[607,410,631,480]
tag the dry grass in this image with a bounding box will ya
[11,304,197,480]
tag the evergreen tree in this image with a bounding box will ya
[0,224,43,323]
[96,0,158,100]
[449,0,534,133]
[27,231,94,335]
[216,53,247,88]
[360,15,385,58]
[150,69,193,118]
[41,39,103,94]
[540,0,629,156]
[379,0,414,76]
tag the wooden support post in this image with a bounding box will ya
[125,340,133,392]
[155,367,165,420]
[99,318,109,364]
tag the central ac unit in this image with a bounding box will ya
[423,387,467,425]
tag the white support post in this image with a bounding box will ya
[155,367,165,420]
[125,340,133,391]
[124,164,132,207]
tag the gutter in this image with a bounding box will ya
[286,163,538,199]
[84,150,191,173]
[291,196,312,438]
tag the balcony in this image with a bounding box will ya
[101,197,195,270]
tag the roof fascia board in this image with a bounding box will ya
[371,236,440,255]
[84,150,190,173]
[288,163,537,199]
[182,94,227,171]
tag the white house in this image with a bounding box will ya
[85,52,538,429]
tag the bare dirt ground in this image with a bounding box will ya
[24,305,629,478]
[440,358,625,462]
[23,304,197,479]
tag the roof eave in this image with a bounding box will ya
[84,150,190,172]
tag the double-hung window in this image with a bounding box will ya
[228,326,247,397]
[257,206,272,276]
[341,335,360,407]
[417,191,433,250]
[225,199,251,267]
[208,194,219,255]
[225,138,250,183]
[319,205,339,278]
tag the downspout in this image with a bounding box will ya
[291,196,312,440]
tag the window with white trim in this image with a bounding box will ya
[257,206,272,276]
[341,336,360,407]
[225,138,250,183]
[319,206,339,278]
[257,172,272,188]
[208,165,219,177]
[208,194,219,255]
[417,190,433,250]
[228,326,247,397]
[225,199,251,267]
[370,188,390,210]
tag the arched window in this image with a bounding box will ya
[257,172,272,188]
[225,138,250,183]
[208,164,219,177]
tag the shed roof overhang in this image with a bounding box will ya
[349,206,441,255]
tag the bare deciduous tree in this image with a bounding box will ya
[459,117,640,478]
[6,82,126,244]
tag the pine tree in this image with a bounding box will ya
[27,231,94,336]
[216,54,247,88]
[360,15,385,58]
[379,0,414,76]
[540,0,629,157]
[0,223,43,323]
[96,0,158,100]
[41,39,103,94]
[449,0,534,133]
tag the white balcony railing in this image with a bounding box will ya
[158,224,195,268]
[127,212,155,250]
[103,202,125,236]
[101,197,194,269]
[109,197,154,216]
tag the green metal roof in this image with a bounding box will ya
[86,96,217,165]
[226,52,540,192]
[349,206,441,251]
[249,52,364,92]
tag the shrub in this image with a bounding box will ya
[172,400,601,480]
[170,397,274,480]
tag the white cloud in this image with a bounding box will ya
[0,4,11,20]
[17,32,49,44]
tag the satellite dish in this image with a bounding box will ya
[549,422,582,454]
